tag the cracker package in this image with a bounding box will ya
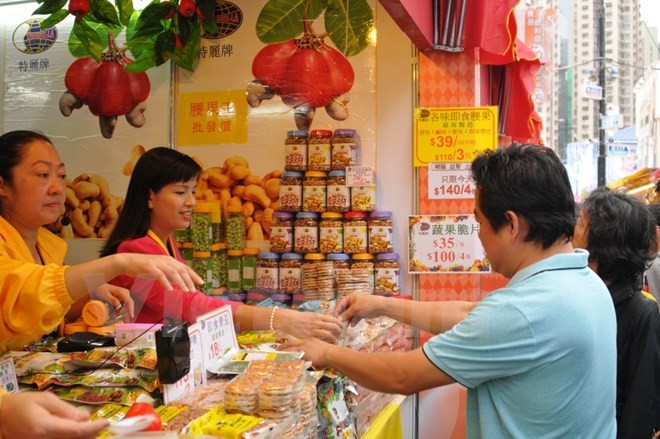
[317,375,357,439]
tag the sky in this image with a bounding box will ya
[641,0,660,29]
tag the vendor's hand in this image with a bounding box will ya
[119,254,203,292]
[91,284,135,321]
[0,391,109,439]
[279,309,343,343]
[280,337,333,369]
[334,294,384,326]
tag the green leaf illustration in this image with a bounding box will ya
[325,0,373,56]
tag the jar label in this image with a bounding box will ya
[368,225,394,253]
[375,267,400,295]
[279,185,302,209]
[327,185,350,210]
[351,186,376,211]
[294,227,318,253]
[280,267,301,293]
[332,142,357,168]
[344,225,368,253]
[270,226,293,252]
[303,185,327,211]
[256,267,279,292]
[308,143,331,169]
[320,227,343,253]
[285,143,307,168]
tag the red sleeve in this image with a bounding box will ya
[112,237,240,325]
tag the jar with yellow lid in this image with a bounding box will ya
[227,249,243,294]
[193,250,213,294]
[226,206,246,250]
[351,252,375,293]
[303,171,327,213]
[302,253,335,301]
[319,212,343,253]
[307,129,332,171]
[82,300,115,327]
[242,247,260,292]
[197,200,224,244]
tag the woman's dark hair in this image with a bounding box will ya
[0,130,53,185]
[471,142,576,249]
[100,147,201,256]
[580,187,656,284]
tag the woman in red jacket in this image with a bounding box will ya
[101,147,342,342]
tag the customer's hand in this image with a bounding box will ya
[0,391,109,439]
[334,294,385,326]
[279,309,343,343]
[280,337,334,368]
[119,253,203,292]
[91,284,134,321]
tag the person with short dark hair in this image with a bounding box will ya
[282,143,617,437]
[573,187,660,438]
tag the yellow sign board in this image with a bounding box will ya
[414,106,498,166]
[178,90,248,145]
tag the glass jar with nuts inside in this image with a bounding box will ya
[375,252,400,296]
[307,129,332,172]
[368,210,394,254]
[256,252,280,295]
[303,171,327,213]
[284,129,308,171]
[226,206,246,250]
[278,171,304,212]
[326,170,350,213]
[294,212,319,253]
[331,128,359,170]
[269,211,294,253]
[351,252,375,293]
[343,211,368,254]
[279,252,302,295]
[319,212,344,253]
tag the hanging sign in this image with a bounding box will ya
[428,162,475,199]
[414,106,498,167]
[408,215,490,273]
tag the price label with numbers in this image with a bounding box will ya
[414,107,498,167]
[196,305,238,375]
[408,215,490,273]
[428,162,475,200]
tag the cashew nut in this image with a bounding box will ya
[99,115,118,139]
[125,101,147,128]
[123,144,146,176]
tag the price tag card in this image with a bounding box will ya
[346,166,375,187]
[162,322,205,404]
[408,215,491,274]
[196,305,238,375]
[428,162,475,199]
[0,358,17,393]
[414,106,497,166]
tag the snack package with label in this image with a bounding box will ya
[317,374,357,439]
[183,404,285,438]
[63,347,157,370]
[54,385,155,406]
[1,351,69,390]
[51,368,160,392]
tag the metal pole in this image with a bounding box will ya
[597,0,607,187]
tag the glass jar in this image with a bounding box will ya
[208,201,224,244]
[226,206,246,250]
[174,225,191,244]
[241,247,260,292]
[319,212,343,253]
[307,129,332,172]
[303,171,327,213]
[269,211,294,253]
[211,242,228,292]
[326,170,350,213]
[227,249,243,294]
[284,129,308,171]
[192,205,213,251]
[279,171,304,212]
[192,250,212,294]
[350,184,377,212]
[343,211,368,254]
[375,252,400,296]
[294,212,319,253]
[368,210,394,254]
[329,252,351,302]
[256,252,280,295]
[351,252,375,293]
[331,128,359,170]
[279,252,302,295]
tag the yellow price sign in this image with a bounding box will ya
[414,106,498,166]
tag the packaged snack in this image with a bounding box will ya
[51,368,160,392]
[2,351,68,390]
[63,347,158,370]
[183,404,280,438]
[317,375,357,439]
[54,385,155,406]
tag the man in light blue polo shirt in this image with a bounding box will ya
[283,143,617,438]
